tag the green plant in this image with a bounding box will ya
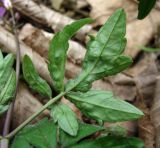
[0,51,16,116]
[0,9,144,147]
[138,0,156,19]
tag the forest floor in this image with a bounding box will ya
[1,0,160,147]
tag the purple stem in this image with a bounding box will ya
[0,7,6,18]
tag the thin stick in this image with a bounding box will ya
[0,8,21,148]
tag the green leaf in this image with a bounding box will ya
[22,55,52,98]
[140,46,160,52]
[70,136,144,148]
[66,90,144,122]
[0,51,16,116]
[138,0,156,19]
[0,70,16,104]
[105,126,127,137]
[11,118,57,148]
[51,103,78,136]
[48,18,93,92]
[0,105,9,116]
[0,53,14,92]
[66,9,132,92]
[59,122,105,147]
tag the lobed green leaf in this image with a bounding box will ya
[51,103,79,136]
[66,90,144,122]
[48,18,93,92]
[22,55,52,98]
[66,9,132,92]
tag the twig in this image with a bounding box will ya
[1,8,21,148]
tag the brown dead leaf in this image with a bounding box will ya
[0,25,52,84]
[87,0,138,25]
[13,83,49,128]
[137,99,155,148]
[13,0,92,41]
[151,76,160,148]
[19,24,86,66]
[133,54,158,148]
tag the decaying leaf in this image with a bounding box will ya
[19,23,86,66]
[51,0,64,10]
[87,0,138,25]
[0,25,52,84]
[13,0,93,41]
[151,76,160,148]
[13,83,49,128]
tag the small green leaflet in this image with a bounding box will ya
[66,90,144,122]
[11,118,57,148]
[138,0,156,19]
[59,122,104,147]
[48,18,93,92]
[51,103,78,136]
[0,51,16,116]
[66,9,132,92]
[70,136,144,148]
[22,55,52,98]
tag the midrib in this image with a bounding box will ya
[71,97,138,115]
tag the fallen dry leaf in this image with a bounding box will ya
[13,83,49,128]
[87,0,138,25]
[151,76,160,148]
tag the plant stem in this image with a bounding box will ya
[2,8,20,136]
[5,92,65,139]
[1,7,21,148]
